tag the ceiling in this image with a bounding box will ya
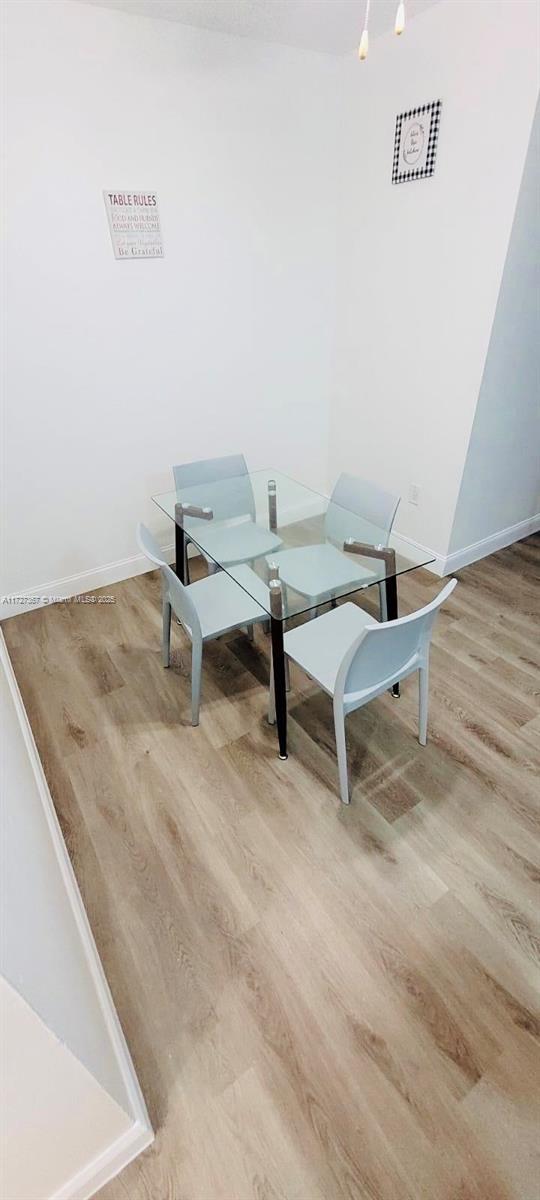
[77,0,440,57]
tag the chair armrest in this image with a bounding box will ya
[343,539,396,575]
[175,502,214,522]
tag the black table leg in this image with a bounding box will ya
[385,574,400,698]
[271,617,288,759]
[175,521,187,584]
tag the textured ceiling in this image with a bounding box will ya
[75,0,440,56]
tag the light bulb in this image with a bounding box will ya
[358,28,369,59]
[395,1,405,35]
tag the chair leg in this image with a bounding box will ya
[418,662,429,745]
[333,701,350,805]
[246,623,255,642]
[162,600,172,667]
[191,641,203,726]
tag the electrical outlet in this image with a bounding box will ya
[408,483,420,506]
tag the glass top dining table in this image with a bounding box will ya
[152,468,434,759]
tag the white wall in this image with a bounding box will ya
[2,0,539,606]
[330,0,539,563]
[448,99,540,558]
[2,0,341,601]
[1,638,128,1109]
[0,634,153,1198]
[1,977,132,1200]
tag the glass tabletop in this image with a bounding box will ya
[152,468,434,622]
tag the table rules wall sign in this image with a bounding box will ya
[103,190,164,259]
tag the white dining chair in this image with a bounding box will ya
[271,579,457,804]
[137,523,267,725]
[172,454,282,575]
[269,473,400,620]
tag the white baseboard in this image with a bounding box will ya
[440,514,540,574]
[0,544,176,620]
[52,1121,153,1200]
[391,531,446,576]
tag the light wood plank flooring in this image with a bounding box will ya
[3,536,539,1200]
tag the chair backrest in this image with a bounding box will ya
[325,473,400,549]
[172,454,255,523]
[335,579,457,707]
[136,523,201,641]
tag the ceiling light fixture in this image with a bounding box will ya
[359,0,406,62]
[395,1,406,35]
[358,0,370,60]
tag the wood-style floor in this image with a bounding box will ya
[3,537,539,1200]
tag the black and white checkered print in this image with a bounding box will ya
[392,100,442,185]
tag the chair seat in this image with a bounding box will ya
[284,602,377,696]
[269,543,376,602]
[193,520,282,567]
[185,570,266,640]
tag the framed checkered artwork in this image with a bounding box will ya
[392,100,442,184]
